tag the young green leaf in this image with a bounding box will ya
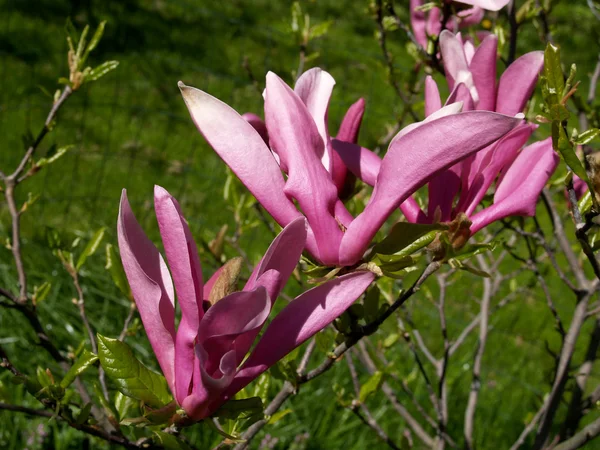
[372,222,446,256]
[153,431,193,450]
[60,350,99,388]
[76,228,106,270]
[97,334,172,409]
[359,371,383,403]
[105,243,132,298]
[573,128,600,145]
[86,61,119,82]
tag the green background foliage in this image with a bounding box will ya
[1,0,600,448]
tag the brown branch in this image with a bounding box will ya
[533,290,595,449]
[346,351,401,450]
[355,344,436,448]
[119,303,137,341]
[552,416,600,450]
[0,402,54,418]
[464,270,492,450]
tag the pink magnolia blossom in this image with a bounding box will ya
[117,186,374,420]
[337,31,558,238]
[410,0,509,48]
[179,68,521,266]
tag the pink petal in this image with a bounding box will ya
[242,112,269,145]
[458,0,510,11]
[117,190,176,394]
[439,30,476,102]
[457,7,485,27]
[461,124,534,215]
[331,139,381,187]
[154,186,204,403]
[294,68,336,172]
[400,197,428,223]
[470,138,558,233]
[427,166,462,222]
[198,287,271,370]
[265,72,343,266]
[332,98,365,195]
[446,83,475,111]
[178,82,302,229]
[410,0,429,48]
[469,34,498,111]
[425,76,442,117]
[339,111,521,265]
[245,216,307,302]
[226,271,375,396]
[496,51,544,116]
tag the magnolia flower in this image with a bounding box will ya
[118,186,374,420]
[179,68,520,266]
[337,32,558,239]
[410,0,510,48]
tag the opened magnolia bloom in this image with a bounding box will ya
[179,68,522,267]
[335,31,559,242]
[117,186,374,420]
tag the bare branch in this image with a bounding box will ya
[552,416,600,450]
[464,267,492,450]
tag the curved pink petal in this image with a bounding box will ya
[226,271,375,396]
[447,83,475,111]
[339,111,521,266]
[469,34,498,111]
[439,30,475,102]
[461,124,534,215]
[294,68,336,172]
[428,166,462,222]
[265,72,343,265]
[333,98,365,195]
[331,139,381,187]
[242,112,269,145]
[410,0,428,48]
[400,197,428,223]
[198,287,271,371]
[457,7,485,27]
[470,138,558,233]
[178,82,302,229]
[425,76,442,117]
[154,185,204,403]
[245,216,307,301]
[458,0,510,11]
[496,51,544,116]
[117,190,176,393]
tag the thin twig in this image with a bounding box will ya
[552,415,600,450]
[463,260,492,450]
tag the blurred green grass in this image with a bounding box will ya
[1,0,600,449]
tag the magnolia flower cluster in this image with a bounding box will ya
[118,26,558,421]
[410,0,511,48]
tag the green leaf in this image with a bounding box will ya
[373,222,446,256]
[75,402,93,425]
[60,350,98,388]
[36,367,53,388]
[153,431,193,450]
[65,18,78,50]
[75,25,90,62]
[46,227,63,250]
[315,330,332,353]
[251,373,270,401]
[450,242,496,261]
[268,408,293,425]
[359,371,383,403]
[93,381,118,419]
[579,190,593,216]
[76,228,106,270]
[543,43,564,106]
[86,60,119,82]
[309,20,333,40]
[36,145,72,168]
[97,334,172,408]
[115,391,136,421]
[383,333,399,348]
[214,396,263,421]
[105,243,132,297]
[573,128,600,145]
[376,254,418,272]
[363,285,381,323]
[32,282,52,305]
[555,124,589,183]
[80,21,106,66]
